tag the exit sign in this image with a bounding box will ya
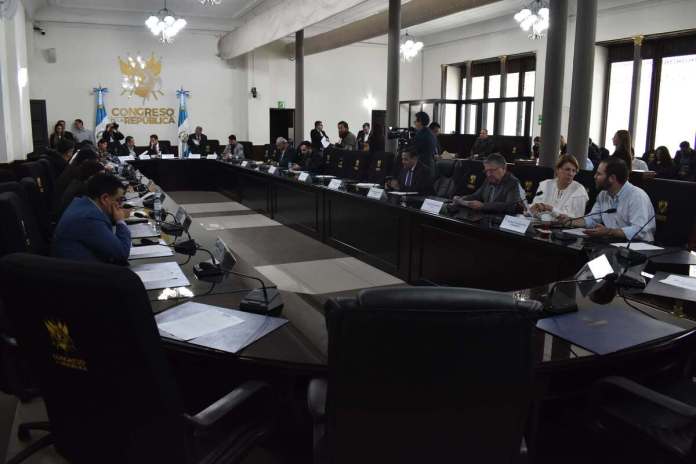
[537,114,543,125]
[277,101,285,109]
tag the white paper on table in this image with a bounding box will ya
[119,156,134,162]
[161,154,175,160]
[356,183,379,189]
[611,242,664,251]
[158,308,244,341]
[298,172,310,182]
[327,179,343,190]
[241,161,249,167]
[128,241,174,260]
[131,261,190,290]
[587,254,614,279]
[188,154,201,159]
[499,215,531,234]
[139,151,150,158]
[562,228,588,237]
[421,199,445,215]
[659,274,696,292]
[367,187,386,200]
[268,166,278,175]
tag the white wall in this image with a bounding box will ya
[0,3,33,162]
[412,0,696,142]
[27,22,247,146]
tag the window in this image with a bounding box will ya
[655,54,696,151]
[488,75,501,98]
[506,72,520,98]
[604,61,633,149]
[471,76,484,99]
[523,71,535,97]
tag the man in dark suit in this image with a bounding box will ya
[470,129,497,157]
[414,111,436,172]
[52,173,131,264]
[187,126,208,154]
[357,123,371,151]
[291,141,324,173]
[310,121,328,151]
[273,137,296,168]
[453,153,523,214]
[386,148,433,195]
[119,136,137,157]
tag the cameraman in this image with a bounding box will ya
[414,111,436,172]
[104,123,124,153]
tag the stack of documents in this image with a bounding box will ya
[128,240,174,260]
[130,261,190,290]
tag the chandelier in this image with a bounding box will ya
[513,0,549,40]
[400,32,423,62]
[145,0,187,43]
[200,0,222,5]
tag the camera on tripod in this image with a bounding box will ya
[387,127,415,150]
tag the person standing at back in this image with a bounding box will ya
[675,141,696,181]
[52,174,132,264]
[337,121,357,150]
[413,111,436,172]
[310,121,329,151]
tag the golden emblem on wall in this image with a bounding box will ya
[118,53,164,102]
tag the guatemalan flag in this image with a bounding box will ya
[177,88,191,158]
[93,86,109,140]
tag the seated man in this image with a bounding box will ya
[52,174,131,264]
[119,136,137,157]
[675,141,696,181]
[291,141,324,173]
[470,129,497,157]
[273,137,296,168]
[146,134,161,157]
[452,153,523,214]
[52,160,105,222]
[187,126,208,154]
[42,139,74,176]
[558,157,656,241]
[221,134,245,160]
[336,121,357,151]
[386,148,433,195]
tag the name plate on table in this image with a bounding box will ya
[421,199,445,215]
[298,172,311,183]
[139,154,151,160]
[241,161,249,167]
[499,215,531,234]
[328,179,343,190]
[268,166,279,175]
[119,155,134,162]
[367,187,387,200]
[188,154,201,159]
[161,154,175,160]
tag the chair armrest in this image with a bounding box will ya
[184,380,270,430]
[590,376,696,420]
[307,378,327,421]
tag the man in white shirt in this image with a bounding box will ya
[559,157,655,241]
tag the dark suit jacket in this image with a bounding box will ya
[357,130,370,150]
[310,129,328,150]
[105,131,124,153]
[187,134,208,154]
[52,196,131,264]
[461,172,523,214]
[119,144,137,157]
[396,162,433,195]
[299,150,324,173]
[49,132,74,149]
[471,137,497,156]
[274,148,297,168]
[41,150,68,177]
[414,127,436,171]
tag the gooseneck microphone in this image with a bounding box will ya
[559,208,618,227]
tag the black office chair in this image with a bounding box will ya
[432,159,457,198]
[453,159,485,196]
[510,164,554,203]
[18,177,52,241]
[641,178,696,247]
[0,253,274,464]
[14,161,53,218]
[588,367,696,462]
[0,192,47,257]
[0,169,16,183]
[308,286,542,464]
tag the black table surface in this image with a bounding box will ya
[124,161,696,382]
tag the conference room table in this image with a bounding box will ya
[125,159,696,395]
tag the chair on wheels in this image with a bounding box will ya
[307,286,542,464]
[588,365,696,463]
[0,253,274,464]
[0,191,47,257]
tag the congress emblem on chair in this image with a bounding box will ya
[468,174,477,190]
[657,200,669,222]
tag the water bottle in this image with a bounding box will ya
[153,188,162,226]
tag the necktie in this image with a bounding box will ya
[406,170,413,188]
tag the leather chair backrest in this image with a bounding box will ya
[205,139,219,155]
[510,165,554,203]
[18,177,51,241]
[0,169,16,183]
[0,183,47,255]
[642,178,696,246]
[324,286,541,464]
[453,159,485,196]
[0,253,188,464]
[364,151,394,184]
[323,148,343,178]
[435,159,456,178]
[240,142,253,158]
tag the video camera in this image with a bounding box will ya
[387,127,415,150]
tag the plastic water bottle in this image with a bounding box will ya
[153,189,162,225]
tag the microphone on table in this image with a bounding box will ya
[545,272,619,314]
[557,208,618,227]
[617,213,657,266]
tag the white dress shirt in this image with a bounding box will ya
[584,181,656,242]
[533,179,589,218]
[632,158,649,171]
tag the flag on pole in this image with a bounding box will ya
[177,87,191,158]
[93,86,109,141]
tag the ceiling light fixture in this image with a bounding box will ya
[200,0,222,5]
[400,32,423,62]
[145,0,187,44]
[514,0,549,40]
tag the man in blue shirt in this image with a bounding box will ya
[558,157,655,242]
[52,173,132,263]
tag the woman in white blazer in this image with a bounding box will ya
[531,154,589,218]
